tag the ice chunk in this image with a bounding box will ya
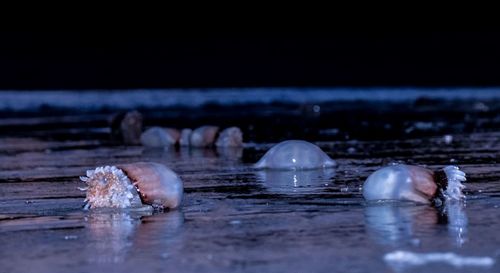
[254,140,335,170]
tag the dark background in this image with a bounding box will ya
[1,31,500,90]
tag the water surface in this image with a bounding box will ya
[1,89,499,272]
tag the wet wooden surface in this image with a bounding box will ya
[1,100,500,272]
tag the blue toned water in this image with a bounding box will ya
[0,88,500,111]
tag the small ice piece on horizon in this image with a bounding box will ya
[140,127,180,147]
[444,134,453,144]
[414,122,434,130]
[254,140,336,170]
[179,128,192,146]
[319,128,339,136]
[473,101,489,112]
[110,111,143,145]
[215,127,243,147]
[384,250,494,268]
[190,126,219,147]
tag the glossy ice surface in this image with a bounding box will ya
[215,127,243,147]
[1,93,500,273]
[254,140,336,170]
[363,164,421,202]
[140,127,179,147]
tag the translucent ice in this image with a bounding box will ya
[254,140,335,170]
[363,164,466,204]
[140,127,180,147]
[215,127,243,147]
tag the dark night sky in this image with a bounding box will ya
[1,32,500,89]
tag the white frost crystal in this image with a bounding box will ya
[80,166,142,209]
[442,165,466,200]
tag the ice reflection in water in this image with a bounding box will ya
[85,210,184,264]
[443,201,468,247]
[131,211,184,259]
[215,147,243,160]
[364,201,468,247]
[86,211,143,264]
[256,169,335,193]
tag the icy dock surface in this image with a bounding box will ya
[1,90,500,272]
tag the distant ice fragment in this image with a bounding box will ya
[140,127,180,147]
[190,126,219,147]
[443,134,453,144]
[179,128,192,146]
[110,111,143,145]
[473,101,489,112]
[215,127,243,147]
